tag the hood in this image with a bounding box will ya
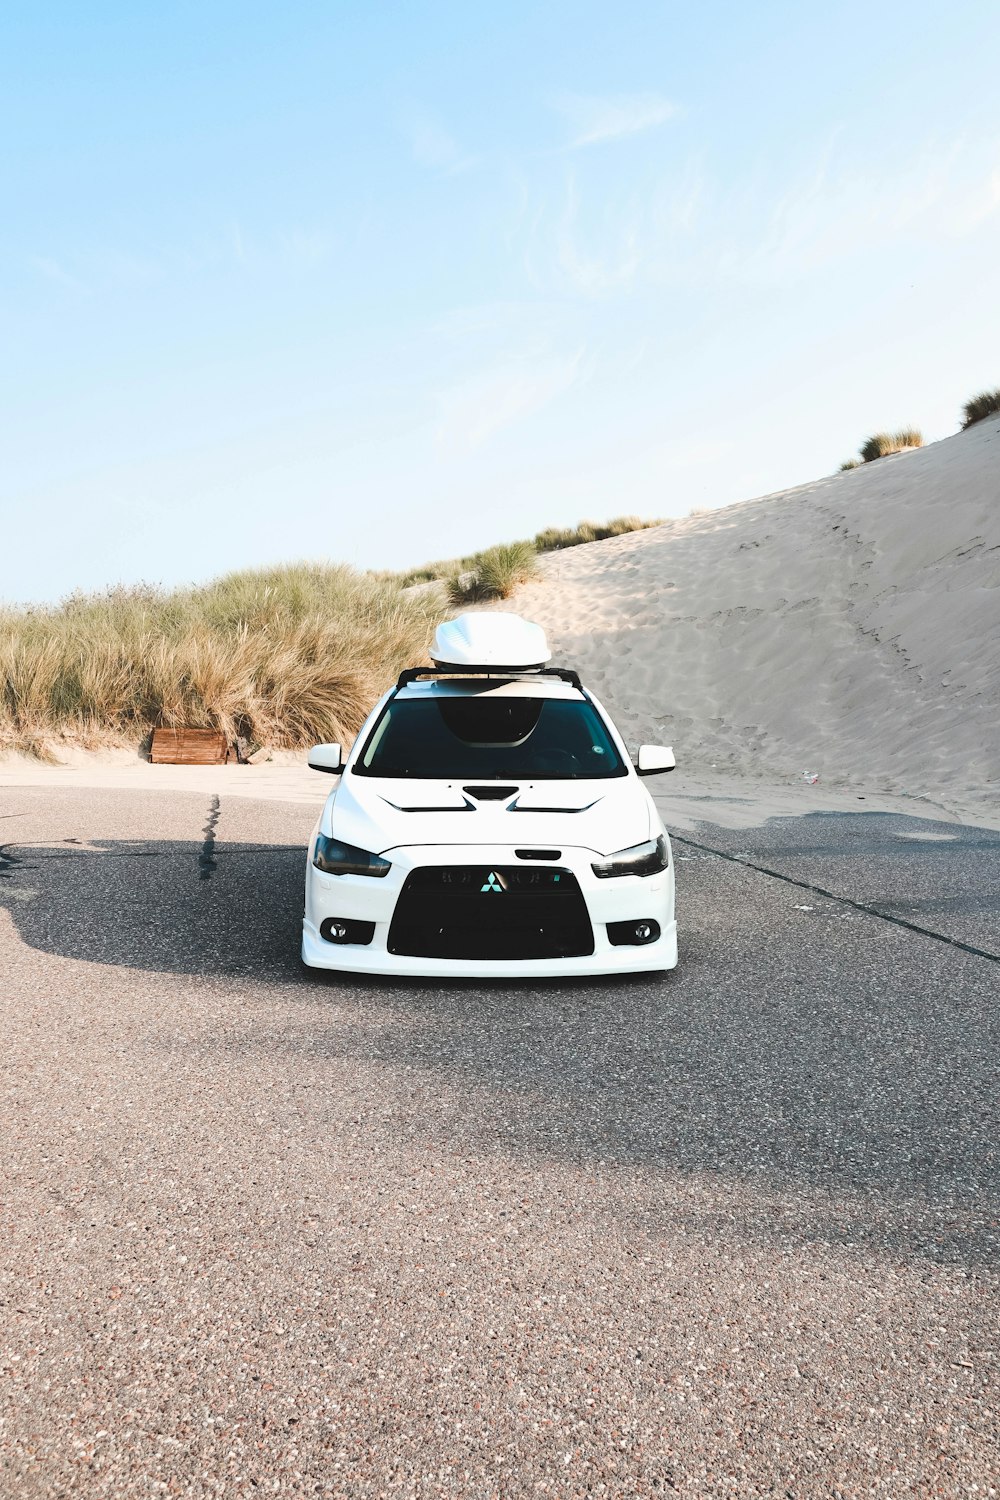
[327,773,651,857]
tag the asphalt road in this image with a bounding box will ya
[1,786,997,1497]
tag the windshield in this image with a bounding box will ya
[354,695,627,780]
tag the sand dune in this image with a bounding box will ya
[516,417,1000,822]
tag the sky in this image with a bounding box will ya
[3,0,1000,605]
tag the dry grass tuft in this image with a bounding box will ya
[533,516,660,551]
[406,515,661,585]
[395,554,481,588]
[476,542,539,596]
[961,389,1000,429]
[0,565,443,755]
[839,458,861,471]
[860,429,924,462]
[447,542,538,606]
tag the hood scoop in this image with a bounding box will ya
[509,787,604,814]
[375,782,605,814]
[379,786,474,813]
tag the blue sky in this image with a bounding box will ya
[3,0,999,604]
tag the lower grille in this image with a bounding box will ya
[388,865,594,960]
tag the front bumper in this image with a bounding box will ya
[302,840,677,979]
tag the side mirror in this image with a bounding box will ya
[635,744,675,776]
[308,742,344,774]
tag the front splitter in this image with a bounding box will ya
[301,920,678,980]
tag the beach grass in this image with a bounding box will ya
[403,514,661,586]
[3,515,663,756]
[446,541,539,606]
[860,429,924,462]
[532,515,660,551]
[0,565,444,755]
[961,389,1000,429]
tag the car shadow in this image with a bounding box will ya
[2,831,998,1267]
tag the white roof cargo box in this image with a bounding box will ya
[430,612,551,669]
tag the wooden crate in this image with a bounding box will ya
[150,728,229,765]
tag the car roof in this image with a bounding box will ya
[395,677,585,702]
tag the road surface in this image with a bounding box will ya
[1,785,997,1496]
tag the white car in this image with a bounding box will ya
[301,613,677,980]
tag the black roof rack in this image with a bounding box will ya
[395,665,583,691]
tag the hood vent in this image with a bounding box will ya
[380,793,474,812]
[509,795,602,814]
[463,785,520,801]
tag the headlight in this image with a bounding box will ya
[591,833,669,879]
[312,834,391,877]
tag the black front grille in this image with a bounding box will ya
[388,866,594,960]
